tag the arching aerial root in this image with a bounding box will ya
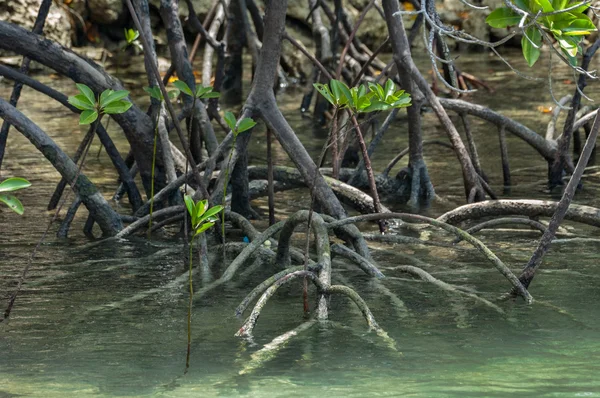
[452,217,549,243]
[438,200,600,228]
[235,270,384,339]
[327,213,533,303]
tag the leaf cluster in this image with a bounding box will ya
[486,0,596,66]
[184,195,223,237]
[122,29,142,52]
[224,111,257,136]
[313,79,412,114]
[172,80,221,100]
[143,86,181,102]
[67,84,132,124]
[0,177,31,215]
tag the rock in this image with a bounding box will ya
[0,0,73,48]
[149,0,214,18]
[88,0,124,24]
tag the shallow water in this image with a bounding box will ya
[1,49,600,397]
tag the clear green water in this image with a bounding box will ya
[1,50,600,397]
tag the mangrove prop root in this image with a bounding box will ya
[517,111,600,289]
[331,243,384,278]
[236,270,384,339]
[327,213,533,303]
[453,217,548,243]
[236,270,325,338]
[438,199,600,228]
[235,265,322,318]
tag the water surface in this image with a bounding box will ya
[1,50,600,397]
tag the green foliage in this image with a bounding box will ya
[223,111,257,136]
[122,28,142,52]
[485,0,597,66]
[143,85,180,102]
[0,177,31,215]
[68,84,132,124]
[522,26,542,66]
[314,79,412,114]
[184,195,223,237]
[172,80,221,100]
[124,28,139,44]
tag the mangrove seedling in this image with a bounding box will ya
[313,78,411,232]
[313,78,412,114]
[68,83,132,125]
[0,177,31,215]
[123,28,141,52]
[172,80,221,101]
[183,194,223,369]
[142,84,181,237]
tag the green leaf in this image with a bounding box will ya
[102,100,132,114]
[368,82,385,100]
[0,177,31,193]
[194,199,208,223]
[350,87,359,111]
[168,89,180,100]
[68,94,95,111]
[513,0,530,11]
[197,205,224,224]
[486,7,521,28]
[391,96,412,107]
[173,80,193,96]
[384,79,397,101]
[79,110,99,125]
[562,47,579,65]
[533,0,554,12]
[555,32,580,56]
[552,0,568,10]
[100,89,130,108]
[201,91,221,99]
[356,95,372,113]
[237,118,257,134]
[570,1,590,14]
[76,83,96,106]
[224,111,237,132]
[0,194,25,215]
[555,16,597,35]
[184,195,195,218]
[143,86,163,101]
[362,100,390,113]
[194,221,215,236]
[124,28,139,43]
[522,26,542,67]
[330,79,352,107]
[313,83,335,105]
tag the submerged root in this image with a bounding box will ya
[330,243,385,278]
[391,265,504,314]
[327,213,533,303]
[238,319,317,375]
